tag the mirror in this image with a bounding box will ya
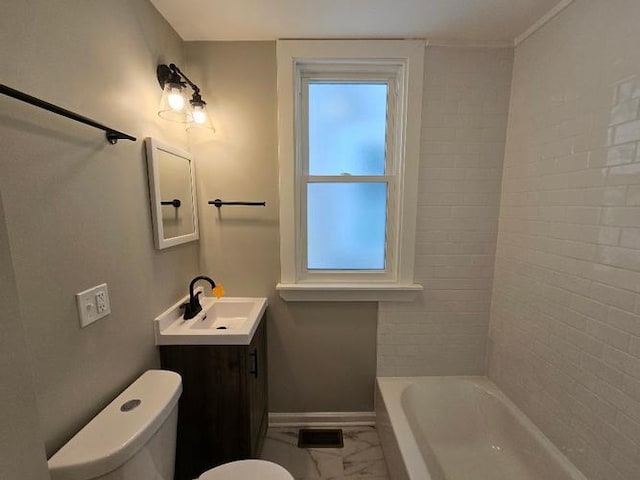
[145,138,199,249]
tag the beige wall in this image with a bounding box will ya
[185,42,379,412]
[489,1,640,479]
[0,195,49,480]
[378,46,512,376]
[0,0,198,455]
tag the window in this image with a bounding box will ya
[306,79,390,272]
[276,40,425,301]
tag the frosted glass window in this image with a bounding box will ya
[307,183,387,270]
[308,83,388,176]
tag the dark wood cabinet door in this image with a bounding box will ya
[247,318,268,456]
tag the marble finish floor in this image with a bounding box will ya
[260,427,390,480]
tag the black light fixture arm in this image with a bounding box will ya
[156,63,212,125]
[158,63,201,95]
[168,64,201,95]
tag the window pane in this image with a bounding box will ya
[308,83,388,176]
[307,182,387,270]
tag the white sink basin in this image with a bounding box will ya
[154,289,267,345]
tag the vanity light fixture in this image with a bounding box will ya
[157,63,215,131]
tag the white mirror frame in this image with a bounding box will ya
[145,138,199,249]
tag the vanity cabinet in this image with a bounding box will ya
[160,313,268,480]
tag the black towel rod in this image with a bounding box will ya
[161,199,181,208]
[209,199,266,208]
[0,84,136,145]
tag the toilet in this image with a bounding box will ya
[48,370,293,480]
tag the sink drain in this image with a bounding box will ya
[216,326,227,330]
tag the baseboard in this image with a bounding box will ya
[268,411,376,427]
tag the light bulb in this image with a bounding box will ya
[186,94,215,133]
[167,87,185,111]
[192,106,207,124]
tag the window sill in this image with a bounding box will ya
[276,283,423,302]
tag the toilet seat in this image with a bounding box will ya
[199,460,294,480]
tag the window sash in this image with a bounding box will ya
[300,73,399,176]
[300,176,393,278]
[297,71,400,281]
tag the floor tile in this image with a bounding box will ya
[261,426,390,480]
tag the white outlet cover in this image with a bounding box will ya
[76,283,110,328]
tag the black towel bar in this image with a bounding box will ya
[161,199,181,208]
[1,83,136,144]
[208,199,266,208]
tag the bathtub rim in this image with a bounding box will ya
[376,376,432,480]
[376,375,588,480]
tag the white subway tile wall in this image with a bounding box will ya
[378,47,513,376]
[488,1,640,479]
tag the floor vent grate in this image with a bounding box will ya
[297,428,344,448]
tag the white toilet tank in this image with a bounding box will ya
[48,370,182,480]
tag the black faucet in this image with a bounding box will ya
[183,275,216,320]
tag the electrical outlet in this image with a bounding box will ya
[76,283,110,327]
[96,290,108,314]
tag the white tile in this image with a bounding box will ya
[488,2,640,479]
[601,207,640,227]
[614,120,640,145]
[609,99,640,127]
[378,46,511,377]
[261,427,389,480]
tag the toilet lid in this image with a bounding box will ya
[199,460,294,480]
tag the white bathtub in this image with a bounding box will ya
[376,377,587,480]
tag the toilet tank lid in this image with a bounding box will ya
[48,369,182,480]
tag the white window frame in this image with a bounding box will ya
[301,69,397,281]
[276,40,425,302]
